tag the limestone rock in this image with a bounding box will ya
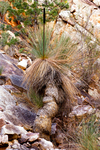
[59,10,74,26]
[93,0,100,5]
[1,124,27,135]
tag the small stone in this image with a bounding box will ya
[88,88,100,99]
[27,132,39,142]
[31,142,39,148]
[19,133,28,143]
[20,132,39,143]
[39,138,54,150]
[17,59,28,70]
[69,105,96,118]
[1,124,27,135]
[0,135,8,144]
[20,144,29,150]
[51,123,57,135]
[55,130,67,144]
[11,140,20,149]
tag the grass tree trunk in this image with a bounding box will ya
[33,81,59,140]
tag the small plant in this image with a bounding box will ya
[19,48,24,53]
[28,88,43,108]
[0,32,19,47]
[0,24,5,31]
[77,115,100,150]
[0,24,12,31]
[0,32,9,47]
[0,66,3,75]
[7,37,19,47]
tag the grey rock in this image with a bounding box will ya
[0,53,23,77]
[20,144,29,150]
[9,74,27,91]
[0,86,36,130]
[5,105,36,129]
[2,85,21,94]
[51,123,57,135]
[0,86,16,109]
[19,133,28,143]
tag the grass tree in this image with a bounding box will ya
[23,25,79,138]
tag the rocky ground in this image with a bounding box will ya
[0,50,99,149]
[0,0,100,150]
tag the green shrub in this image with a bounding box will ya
[7,0,69,28]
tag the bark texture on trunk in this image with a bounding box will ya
[33,82,59,139]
